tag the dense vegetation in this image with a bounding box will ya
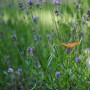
[0,0,90,90]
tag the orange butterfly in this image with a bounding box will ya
[60,42,80,49]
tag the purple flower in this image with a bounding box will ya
[76,57,81,63]
[17,68,22,74]
[56,71,60,78]
[28,0,33,5]
[52,0,60,4]
[85,18,88,21]
[66,48,72,54]
[87,9,90,16]
[27,47,34,52]
[8,68,13,73]
[28,0,31,3]
[33,16,38,23]
[18,2,24,10]
[35,1,40,7]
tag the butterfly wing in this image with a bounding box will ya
[60,43,69,48]
[67,42,79,48]
[60,42,79,48]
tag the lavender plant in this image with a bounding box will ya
[0,0,90,90]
